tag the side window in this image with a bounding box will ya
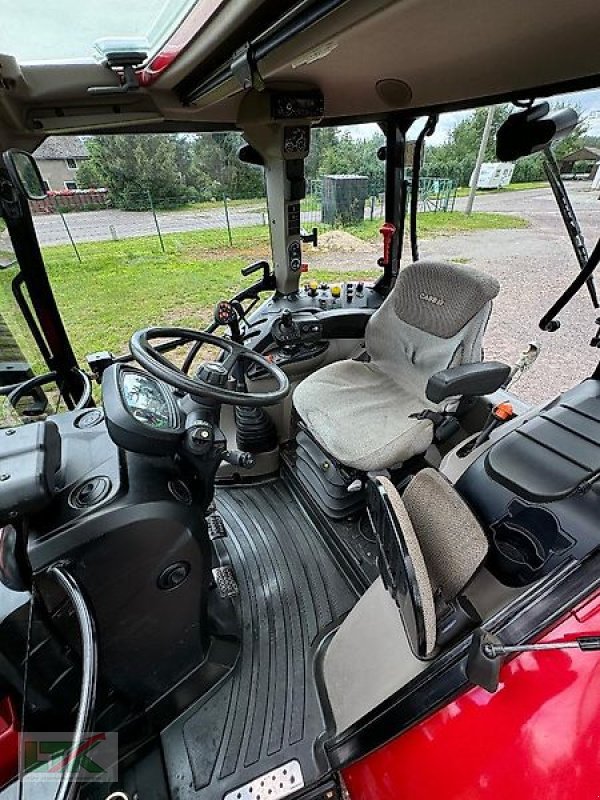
[65,158,77,170]
[64,180,77,190]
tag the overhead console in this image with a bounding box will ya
[237,87,324,296]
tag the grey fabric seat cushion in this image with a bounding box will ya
[402,468,489,602]
[293,359,433,471]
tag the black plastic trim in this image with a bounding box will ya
[315,308,373,339]
[326,554,600,768]
[182,0,350,103]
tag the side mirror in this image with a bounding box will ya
[2,149,47,200]
[496,103,579,161]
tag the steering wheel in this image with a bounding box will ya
[130,327,289,407]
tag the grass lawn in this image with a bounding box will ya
[0,210,527,364]
[455,181,549,197]
[165,197,267,214]
[346,211,528,242]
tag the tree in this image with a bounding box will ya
[77,135,190,209]
[309,128,385,194]
[192,133,264,199]
[422,103,588,186]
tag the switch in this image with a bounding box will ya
[331,285,341,298]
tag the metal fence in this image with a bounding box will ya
[31,177,456,261]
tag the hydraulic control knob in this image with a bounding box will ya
[307,280,318,297]
[214,300,241,341]
[331,285,341,298]
[281,309,293,328]
[214,300,237,326]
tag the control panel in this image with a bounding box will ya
[260,281,381,314]
[271,90,325,121]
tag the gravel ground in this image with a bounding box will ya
[310,182,600,405]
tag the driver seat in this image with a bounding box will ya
[293,260,500,471]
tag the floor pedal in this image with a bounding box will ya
[224,760,304,800]
[212,566,239,598]
[207,514,228,540]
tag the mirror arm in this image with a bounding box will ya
[542,146,599,309]
[539,236,600,333]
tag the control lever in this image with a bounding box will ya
[378,222,396,268]
[280,309,294,329]
[241,260,270,278]
[214,300,242,342]
[222,450,256,469]
[301,227,318,248]
[473,401,515,448]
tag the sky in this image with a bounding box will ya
[0,0,195,61]
[346,89,600,145]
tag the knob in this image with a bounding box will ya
[356,281,364,294]
[197,361,229,387]
[307,280,318,297]
[281,309,293,328]
[331,285,341,298]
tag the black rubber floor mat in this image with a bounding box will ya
[161,480,358,800]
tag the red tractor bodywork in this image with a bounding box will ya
[343,589,600,800]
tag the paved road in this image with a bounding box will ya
[312,182,600,405]
[32,203,271,247]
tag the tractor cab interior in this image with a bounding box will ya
[0,5,600,798]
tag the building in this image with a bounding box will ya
[558,145,600,180]
[33,136,88,191]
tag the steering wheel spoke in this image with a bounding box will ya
[220,347,240,375]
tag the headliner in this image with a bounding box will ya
[0,0,599,148]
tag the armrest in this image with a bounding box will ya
[426,361,511,404]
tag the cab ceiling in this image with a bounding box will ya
[0,0,599,147]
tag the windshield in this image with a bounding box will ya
[0,0,201,62]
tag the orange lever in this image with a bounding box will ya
[493,401,514,421]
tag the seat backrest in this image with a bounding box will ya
[366,260,500,401]
[369,469,489,658]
